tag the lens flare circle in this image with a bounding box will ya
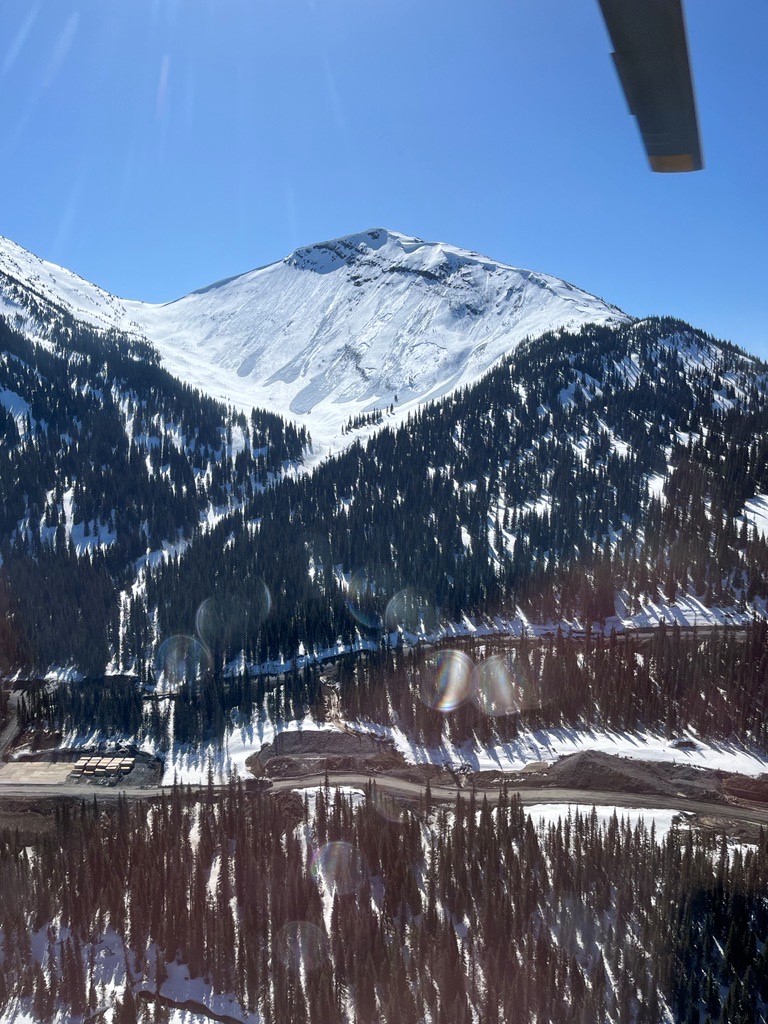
[420,649,474,713]
[251,578,272,624]
[154,634,213,693]
[310,841,368,896]
[346,566,395,631]
[275,921,329,973]
[473,654,521,717]
[385,587,439,635]
[195,581,271,648]
[194,597,217,645]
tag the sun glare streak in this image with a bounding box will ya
[156,54,171,121]
[322,54,347,137]
[2,10,79,157]
[52,173,85,256]
[42,12,80,90]
[183,63,195,130]
[2,3,41,76]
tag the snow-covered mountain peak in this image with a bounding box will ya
[283,227,575,294]
[285,227,395,272]
[0,228,630,456]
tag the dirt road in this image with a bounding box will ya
[0,771,767,830]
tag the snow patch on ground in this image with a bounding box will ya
[525,803,683,841]
[161,715,340,785]
[743,493,768,539]
[143,961,259,1024]
[646,472,666,501]
[353,721,768,777]
[0,386,31,432]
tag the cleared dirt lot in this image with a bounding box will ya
[0,761,74,785]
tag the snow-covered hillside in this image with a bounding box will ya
[0,229,627,454]
[0,233,143,334]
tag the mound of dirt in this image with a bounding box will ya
[542,750,723,802]
[266,730,385,759]
[723,774,768,804]
[248,728,413,780]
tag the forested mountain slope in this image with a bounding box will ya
[136,317,768,675]
[0,306,307,674]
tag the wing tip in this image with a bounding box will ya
[649,152,704,173]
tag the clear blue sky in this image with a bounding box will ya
[1,1,766,354]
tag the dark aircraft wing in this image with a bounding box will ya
[597,0,703,172]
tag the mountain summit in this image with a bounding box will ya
[0,228,628,452]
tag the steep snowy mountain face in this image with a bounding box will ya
[0,229,627,453]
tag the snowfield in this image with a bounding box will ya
[0,228,627,457]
